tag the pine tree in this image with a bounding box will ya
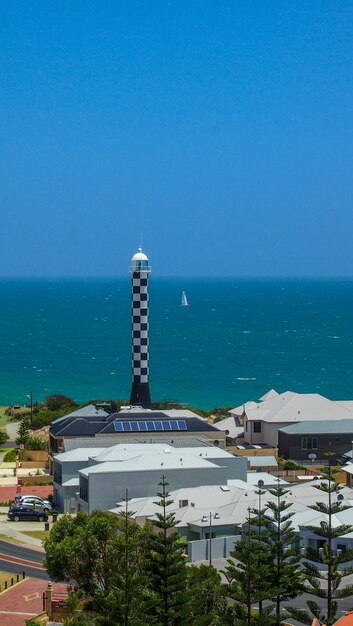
[262,482,305,626]
[147,475,189,626]
[187,564,228,625]
[16,417,29,447]
[94,491,154,625]
[225,507,274,626]
[288,461,353,626]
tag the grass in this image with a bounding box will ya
[0,533,26,545]
[0,407,13,429]
[0,570,22,590]
[22,530,50,541]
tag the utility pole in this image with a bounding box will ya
[27,391,33,426]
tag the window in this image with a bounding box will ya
[301,437,318,450]
[253,421,262,433]
[337,543,347,554]
[53,463,62,486]
[80,478,89,502]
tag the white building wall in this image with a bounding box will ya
[83,465,232,513]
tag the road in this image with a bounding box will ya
[0,538,48,580]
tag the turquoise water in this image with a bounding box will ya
[0,278,353,410]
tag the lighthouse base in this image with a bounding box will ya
[130,382,151,409]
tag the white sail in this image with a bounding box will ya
[181,291,189,306]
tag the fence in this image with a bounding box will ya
[188,535,240,562]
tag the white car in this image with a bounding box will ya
[18,495,52,513]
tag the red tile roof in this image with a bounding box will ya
[334,612,353,626]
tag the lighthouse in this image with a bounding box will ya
[129,247,152,408]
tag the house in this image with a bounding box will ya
[278,420,353,463]
[227,390,353,448]
[49,405,225,468]
[109,478,353,563]
[53,443,247,513]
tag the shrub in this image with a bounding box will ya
[3,448,17,462]
[45,394,77,411]
[284,459,304,470]
[25,436,48,451]
[22,479,53,486]
[0,430,9,445]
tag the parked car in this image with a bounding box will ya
[17,496,52,513]
[7,505,48,522]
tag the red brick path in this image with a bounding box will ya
[0,578,67,626]
[0,485,53,504]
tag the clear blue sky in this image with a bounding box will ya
[1,1,352,277]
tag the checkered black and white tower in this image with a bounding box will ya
[129,247,151,408]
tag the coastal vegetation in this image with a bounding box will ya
[5,393,231,431]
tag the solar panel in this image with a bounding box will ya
[114,419,189,433]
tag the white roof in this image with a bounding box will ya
[55,447,106,463]
[109,478,353,532]
[233,472,288,487]
[240,391,353,424]
[247,456,278,468]
[259,389,279,401]
[89,444,232,464]
[342,464,353,476]
[229,400,257,416]
[79,452,218,476]
[213,416,244,438]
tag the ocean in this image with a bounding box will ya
[0,278,353,410]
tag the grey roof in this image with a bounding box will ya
[279,420,353,435]
[62,477,80,487]
[51,408,219,437]
[247,455,278,467]
[64,438,118,451]
[51,404,109,425]
[63,435,211,451]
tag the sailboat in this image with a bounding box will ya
[181,291,189,307]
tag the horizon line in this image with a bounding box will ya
[1,275,353,281]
